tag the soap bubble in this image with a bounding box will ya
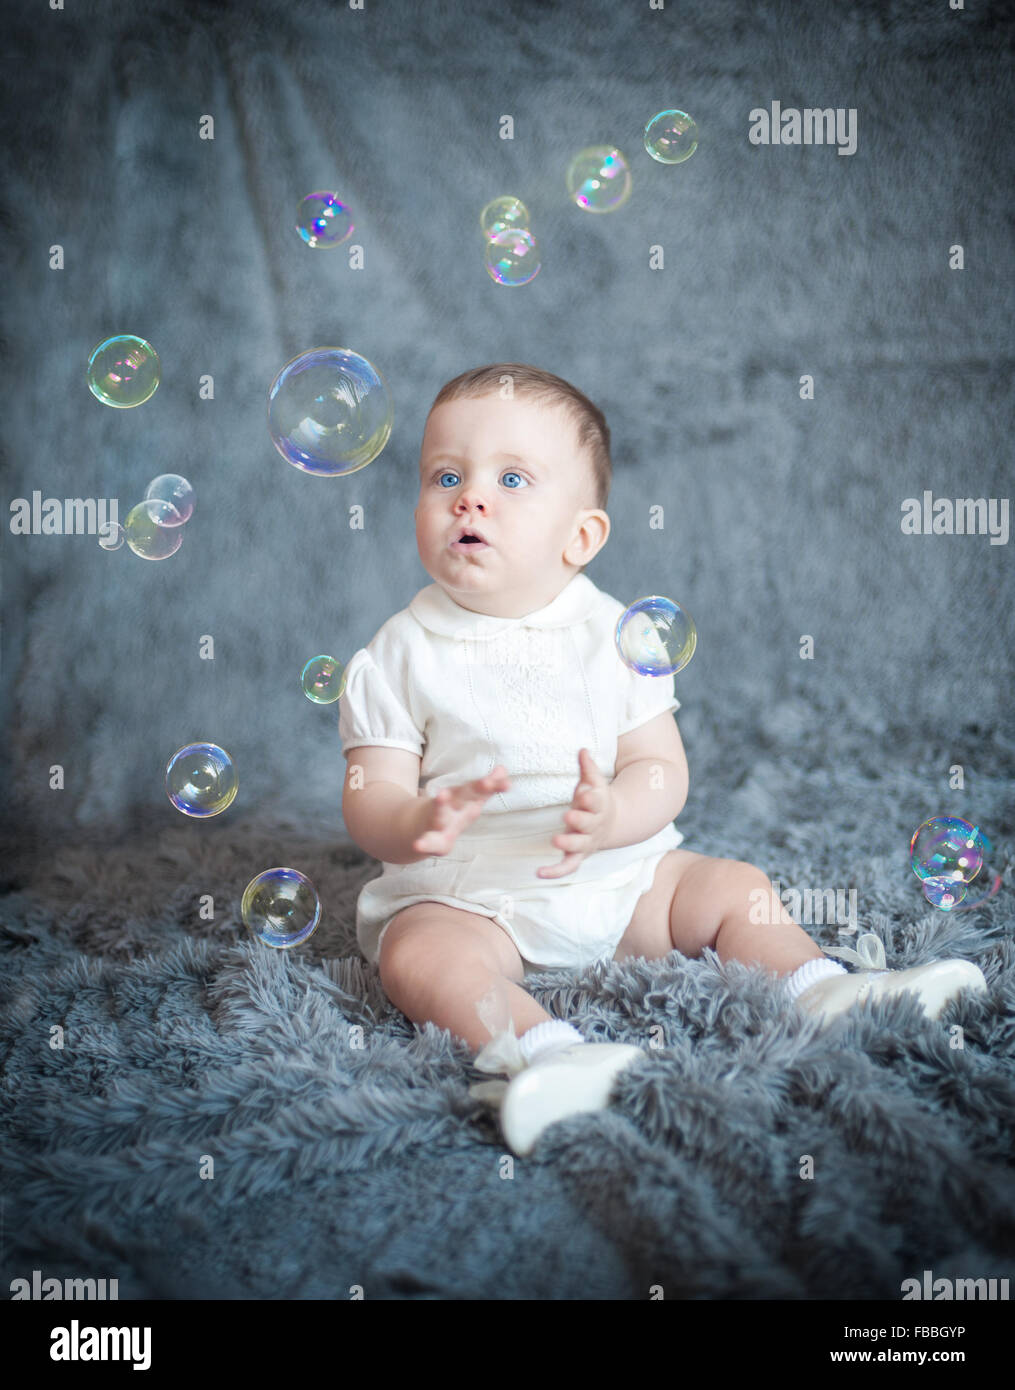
[910,817,984,884]
[98,522,124,551]
[616,596,696,676]
[644,109,699,164]
[566,146,632,213]
[479,196,530,239]
[301,655,346,704]
[267,347,393,476]
[921,876,967,911]
[124,500,183,560]
[295,191,354,249]
[165,743,238,817]
[484,228,542,286]
[144,474,194,526]
[87,335,161,408]
[241,868,321,948]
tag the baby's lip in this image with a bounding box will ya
[450,526,490,548]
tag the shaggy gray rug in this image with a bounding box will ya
[3,695,1013,1300]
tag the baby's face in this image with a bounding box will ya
[415,394,609,618]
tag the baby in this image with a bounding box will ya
[338,362,987,1156]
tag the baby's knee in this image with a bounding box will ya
[378,904,508,1009]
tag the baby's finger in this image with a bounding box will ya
[536,852,581,879]
[551,829,590,854]
[579,748,604,782]
[444,780,482,810]
[468,766,510,800]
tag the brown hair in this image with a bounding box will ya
[426,362,611,513]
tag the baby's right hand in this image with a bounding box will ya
[411,766,511,856]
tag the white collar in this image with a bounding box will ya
[409,573,599,640]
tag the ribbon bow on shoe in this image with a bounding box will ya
[823,932,888,972]
[467,1027,527,1105]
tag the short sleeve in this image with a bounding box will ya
[617,662,681,736]
[338,647,425,757]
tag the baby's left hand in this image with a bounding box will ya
[536,748,615,879]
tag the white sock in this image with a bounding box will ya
[783,956,848,1001]
[518,1019,585,1065]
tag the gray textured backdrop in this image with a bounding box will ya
[2,0,1012,843]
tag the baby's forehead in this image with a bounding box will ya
[424,393,580,450]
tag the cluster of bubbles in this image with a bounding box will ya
[909,816,997,911]
[562,112,698,218]
[616,595,696,677]
[99,473,196,559]
[295,190,354,249]
[87,336,196,557]
[91,230,381,945]
[479,195,541,286]
[475,109,697,287]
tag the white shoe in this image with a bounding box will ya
[795,958,988,1031]
[498,1042,644,1157]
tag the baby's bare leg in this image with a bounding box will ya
[379,902,552,1054]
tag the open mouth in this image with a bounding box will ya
[450,529,490,551]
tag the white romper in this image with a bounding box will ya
[338,572,685,975]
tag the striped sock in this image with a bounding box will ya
[518,1019,585,1065]
[783,956,848,1001]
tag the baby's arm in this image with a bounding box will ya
[342,746,512,864]
[600,710,689,851]
[342,745,431,864]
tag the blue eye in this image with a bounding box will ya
[434,469,529,488]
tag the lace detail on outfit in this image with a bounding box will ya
[472,628,569,801]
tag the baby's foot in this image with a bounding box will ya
[498,1042,644,1157]
[795,958,987,1031]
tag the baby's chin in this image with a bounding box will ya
[426,563,529,612]
[434,576,513,610]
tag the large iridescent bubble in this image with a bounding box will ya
[165,743,238,817]
[241,868,321,948]
[566,146,632,213]
[267,347,393,476]
[910,816,988,911]
[616,596,696,676]
[87,335,161,408]
[910,817,985,885]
